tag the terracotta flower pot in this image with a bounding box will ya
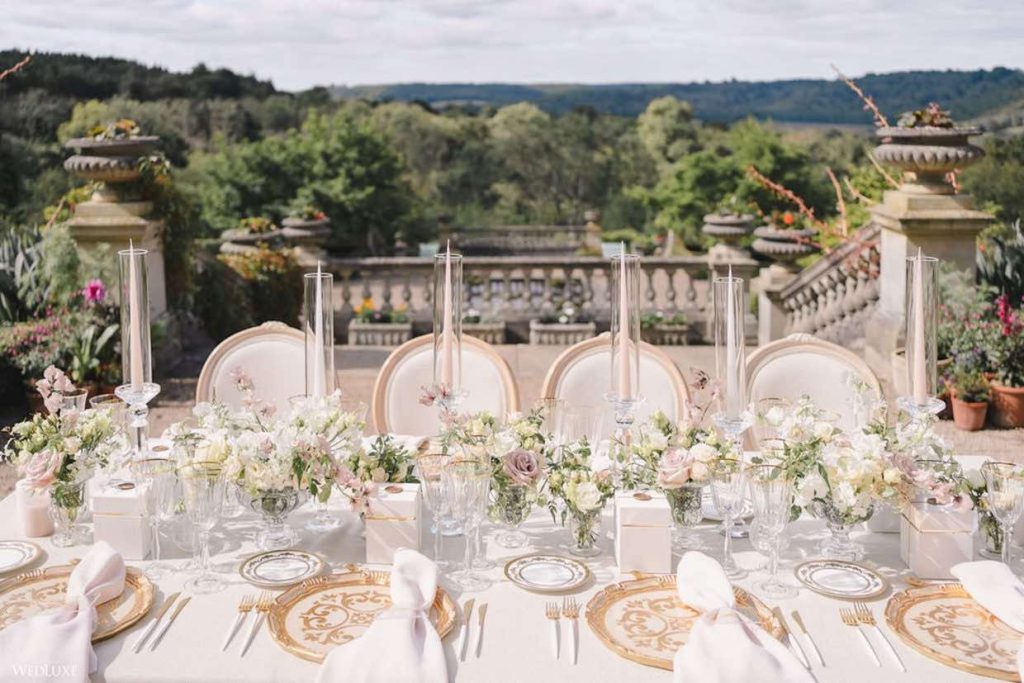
[950,395,988,432]
[990,383,1024,429]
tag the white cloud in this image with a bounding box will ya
[1,0,1021,90]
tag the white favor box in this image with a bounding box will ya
[900,502,974,580]
[365,483,421,565]
[90,479,151,561]
[614,492,672,574]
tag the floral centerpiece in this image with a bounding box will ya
[3,367,124,545]
[545,439,614,556]
[348,298,412,346]
[489,411,546,548]
[336,434,418,517]
[988,295,1024,427]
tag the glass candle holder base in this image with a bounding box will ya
[496,528,528,548]
[897,396,945,421]
[754,577,798,600]
[187,573,227,594]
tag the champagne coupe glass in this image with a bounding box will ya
[747,464,796,598]
[565,404,604,453]
[415,453,452,569]
[982,462,1024,569]
[444,459,491,591]
[180,461,226,594]
[59,389,88,415]
[754,397,790,442]
[535,397,566,453]
[710,458,747,579]
[131,458,178,579]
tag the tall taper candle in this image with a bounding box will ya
[911,248,927,405]
[725,266,739,417]
[128,240,144,391]
[440,240,454,388]
[313,261,326,397]
[617,242,632,400]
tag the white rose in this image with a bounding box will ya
[573,482,603,512]
[689,443,717,463]
[764,405,786,427]
[690,461,710,482]
[649,432,669,451]
[965,469,985,489]
[883,468,903,484]
[812,421,834,440]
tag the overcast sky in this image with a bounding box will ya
[3,0,1022,91]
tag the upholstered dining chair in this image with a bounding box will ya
[195,321,306,416]
[539,333,690,440]
[745,333,882,440]
[371,334,520,435]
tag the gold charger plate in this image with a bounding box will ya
[268,565,457,663]
[0,562,154,642]
[586,574,783,671]
[885,583,1022,681]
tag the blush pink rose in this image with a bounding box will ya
[22,450,62,490]
[656,448,693,490]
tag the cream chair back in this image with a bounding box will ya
[195,321,306,416]
[746,333,882,440]
[539,333,690,439]
[372,335,519,435]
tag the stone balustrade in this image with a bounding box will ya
[771,225,881,347]
[447,225,592,255]
[325,254,756,343]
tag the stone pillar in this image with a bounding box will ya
[583,209,603,254]
[757,265,796,345]
[64,135,168,319]
[864,125,992,386]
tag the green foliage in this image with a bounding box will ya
[978,220,1024,305]
[949,369,990,403]
[962,137,1024,225]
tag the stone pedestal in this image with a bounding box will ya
[757,265,797,346]
[865,189,992,383]
[68,200,168,317]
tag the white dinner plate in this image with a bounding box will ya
[794,559,889,600]
[504,554,591,594]
[239,550,325,588]
[700,492,753,521]
[0,540,42,574]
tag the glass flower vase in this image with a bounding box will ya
[812,499,873,561]
[49,480,87,547]
[980,509,1004,558]
[665,483,705,550]
[493,485,532,549]
[567,507,602,557]
[249,488,302,550]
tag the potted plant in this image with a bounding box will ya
[63,119,160,201]
[873,103,984,194]
[988,295,1024,428]
[529,303,596,345]
[751,211,817,271]
[947,369,990,431]
[220,216,283,254]
[640,310,690,345]
[347,298,412,346]
[702,197,754,255]
[462,308,506,345]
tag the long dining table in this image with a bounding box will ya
[0,470,1000,683]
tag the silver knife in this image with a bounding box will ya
[131,592,180,653]
[458,598,475,661]
[773,607,810,669]
[791,609,824,667]
[150,596,191,650]
[474,603,488,657]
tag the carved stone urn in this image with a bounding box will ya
[873,127,984,194]
[751,225,816,272]
[703,212,754,261]
[282,215,331,265]
[63,136,160,202]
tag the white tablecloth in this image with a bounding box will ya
[0,488,994,682]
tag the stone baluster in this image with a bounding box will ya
[339,271,354,317]
[644,267,657,311]
[400,273,413,317]
[381,273,394,313]
[664,267,679,313]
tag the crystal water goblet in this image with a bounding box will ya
[443,459,491,591]
[180,461,226,594]
[415,453,452,569]
[710,458,747,579]
[747,463,796,598]
[982,462,1024,569]
[131,458,178,578]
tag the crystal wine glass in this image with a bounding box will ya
[754,397,791,442]
[415,453,452,569]
[131,458,178,579]
[710,458,747,579]
[443,459,491,591]
[180,461,226,594]
[747,463,796,598]
[982,461,1024,569]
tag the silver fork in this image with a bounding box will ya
[855,602,905,671]
[545,602,560,660]
[840,608,880,667]
[562,597,580,665]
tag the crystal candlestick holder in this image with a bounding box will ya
[605,394,644,488]
[115,383,161,462]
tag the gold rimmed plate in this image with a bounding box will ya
[794,559,889,601]
[0,562,154,641]
[886,583,1021,681]
[586,574,782,670]
[239,549,325,589]
[267,565,457,662]
[0,541,43,574]
[504,554,591,594]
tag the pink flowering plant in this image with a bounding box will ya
[3,367,124,506]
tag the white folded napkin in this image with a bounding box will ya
[361,434,428,456]
[673,552,812,683]
[0,541,125,683]
[952,560,1024,678]
[316,549,447,683]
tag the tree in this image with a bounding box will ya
[962,134,1024,224]
[637,96,697,168]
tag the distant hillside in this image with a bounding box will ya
[0,49,278,101]
[329,68,1024,124]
